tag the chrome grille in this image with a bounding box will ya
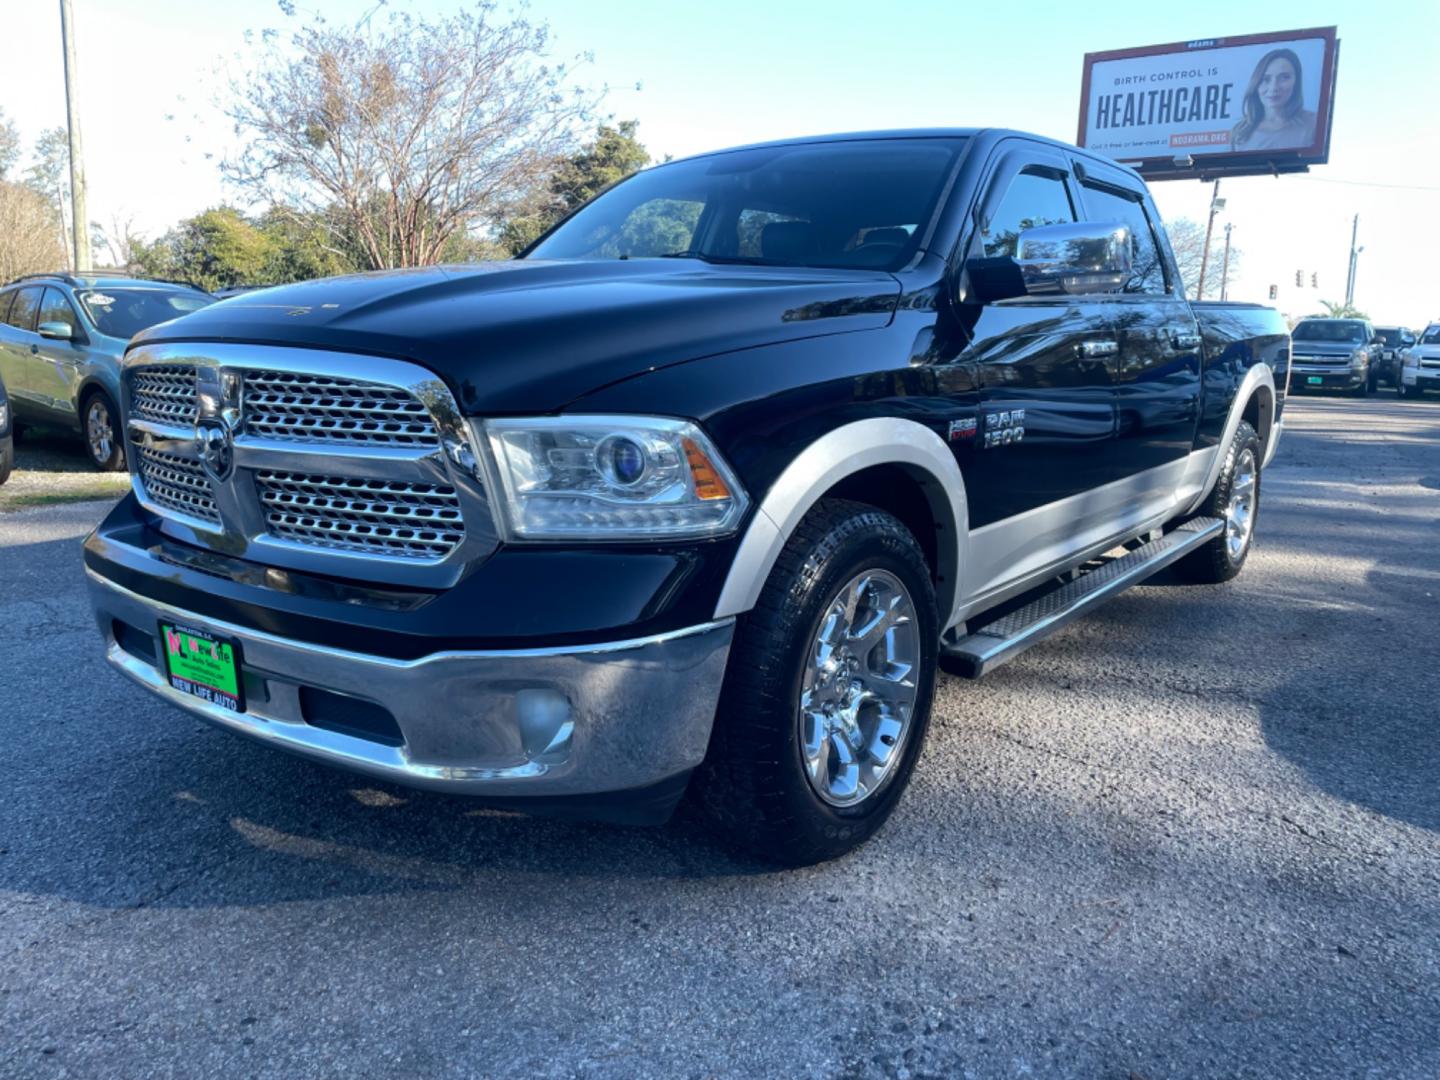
[243,371,440,448]
[255,470,464,560]
[131,367,199,425]
[123,345,492,585]
[135,445,219,524]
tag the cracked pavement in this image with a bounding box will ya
[2,395,1438,1078]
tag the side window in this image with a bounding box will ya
[981,170,1075,258]
[39,288,81,336]
[0,290,14,325]
[5,287,43,332]
[1079,185,1168,295]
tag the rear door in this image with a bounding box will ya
[956,146,1118,530]
[1073,170,1201,505]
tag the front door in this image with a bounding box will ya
[949,147,1120,600]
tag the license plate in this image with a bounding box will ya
[158,621,245,712]
[1307,376,1324,385]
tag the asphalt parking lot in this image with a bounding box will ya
[2,395,1437,1079]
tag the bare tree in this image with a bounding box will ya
[0,181,67,281]
[98,212,145,269]
[221,2,599,270]
[1166,217,1240,298]
[0,107,19,180]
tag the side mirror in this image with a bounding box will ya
[1015,222,1132,296]
[963,222,1133,304]
[37,321,74,341]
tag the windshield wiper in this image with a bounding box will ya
[654,251,776,266]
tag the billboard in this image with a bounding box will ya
[1079,28,1339,180]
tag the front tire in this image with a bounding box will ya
[693,499,938,866]
[1177,420,1261,584]
[82,390,124,471]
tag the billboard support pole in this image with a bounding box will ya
[1220,223,1233,302]
[1196,180,1221,301]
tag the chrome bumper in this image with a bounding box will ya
[87,571,733,797]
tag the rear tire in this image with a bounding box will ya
[1399,383,1422,399]
[81,390,124,471]
[1176,420,1261,584]
[692,498,938,866]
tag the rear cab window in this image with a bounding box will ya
[1077,183,1170,295]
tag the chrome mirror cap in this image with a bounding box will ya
[1016,222,1132,296]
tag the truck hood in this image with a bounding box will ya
[131,260,901,413]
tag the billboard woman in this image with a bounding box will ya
[1230,48,1317,151]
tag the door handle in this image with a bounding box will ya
[1170,331,1201,350]
[1076,340,1119,359]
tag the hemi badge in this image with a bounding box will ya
[947,417,978,441]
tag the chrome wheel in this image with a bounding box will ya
[799,569,920,808]
[87,397,115,466]
[1225,447,1257,560]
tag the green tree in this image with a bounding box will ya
[1318,300,1369,320]
[135,207,276,291]
[499,120,651,256]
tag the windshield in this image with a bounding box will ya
[527,138,967,271]
[1375,329,1403,345]
[77,287,213,339]
[1423,326,1440,345]
[1292,320,1367,343]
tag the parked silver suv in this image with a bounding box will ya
[0,273,213,469]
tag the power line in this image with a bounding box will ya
[1294,175,1440,193]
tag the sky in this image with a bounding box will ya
[5,0,1439,326]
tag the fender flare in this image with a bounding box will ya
[713,418,970,627]
[1184,361,1276,516]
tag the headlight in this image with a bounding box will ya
[477,416,749,541]
[0,401,8,430]
[1403,352,1421,368]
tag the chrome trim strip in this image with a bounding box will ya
[88,569,735,796]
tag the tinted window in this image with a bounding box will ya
[529,138,966,271]
[5,287,42,331]
[1375,328,1402,345]
[76,287,213,339]
[982,170,1074,258]
[0,290,14,325]
[1292,320,1367,343]
[1080,185,1168,295]
[1422,326,1440,345]
[39,287,81,336]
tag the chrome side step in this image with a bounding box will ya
[940,517,1224,679]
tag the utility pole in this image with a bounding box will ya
[1220,222,1233,302]
[60,0,90,272]
[1195,179,1223,300]
[1343,213,1359,308]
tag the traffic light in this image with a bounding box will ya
[1311,273,1318,287]
[1295,269,1304,287]
[1269,284,1278,300]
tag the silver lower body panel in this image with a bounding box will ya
[87,571,733,797]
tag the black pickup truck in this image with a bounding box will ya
[84,129,1289,865]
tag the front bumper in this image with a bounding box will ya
[1290,364,1366,390]
[88,569,733,808]
[1401,367,1440,388]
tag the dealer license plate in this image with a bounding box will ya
[1307,376,1324,385]
[158,622,245,712]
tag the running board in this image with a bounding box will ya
[940,517,1224,679]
